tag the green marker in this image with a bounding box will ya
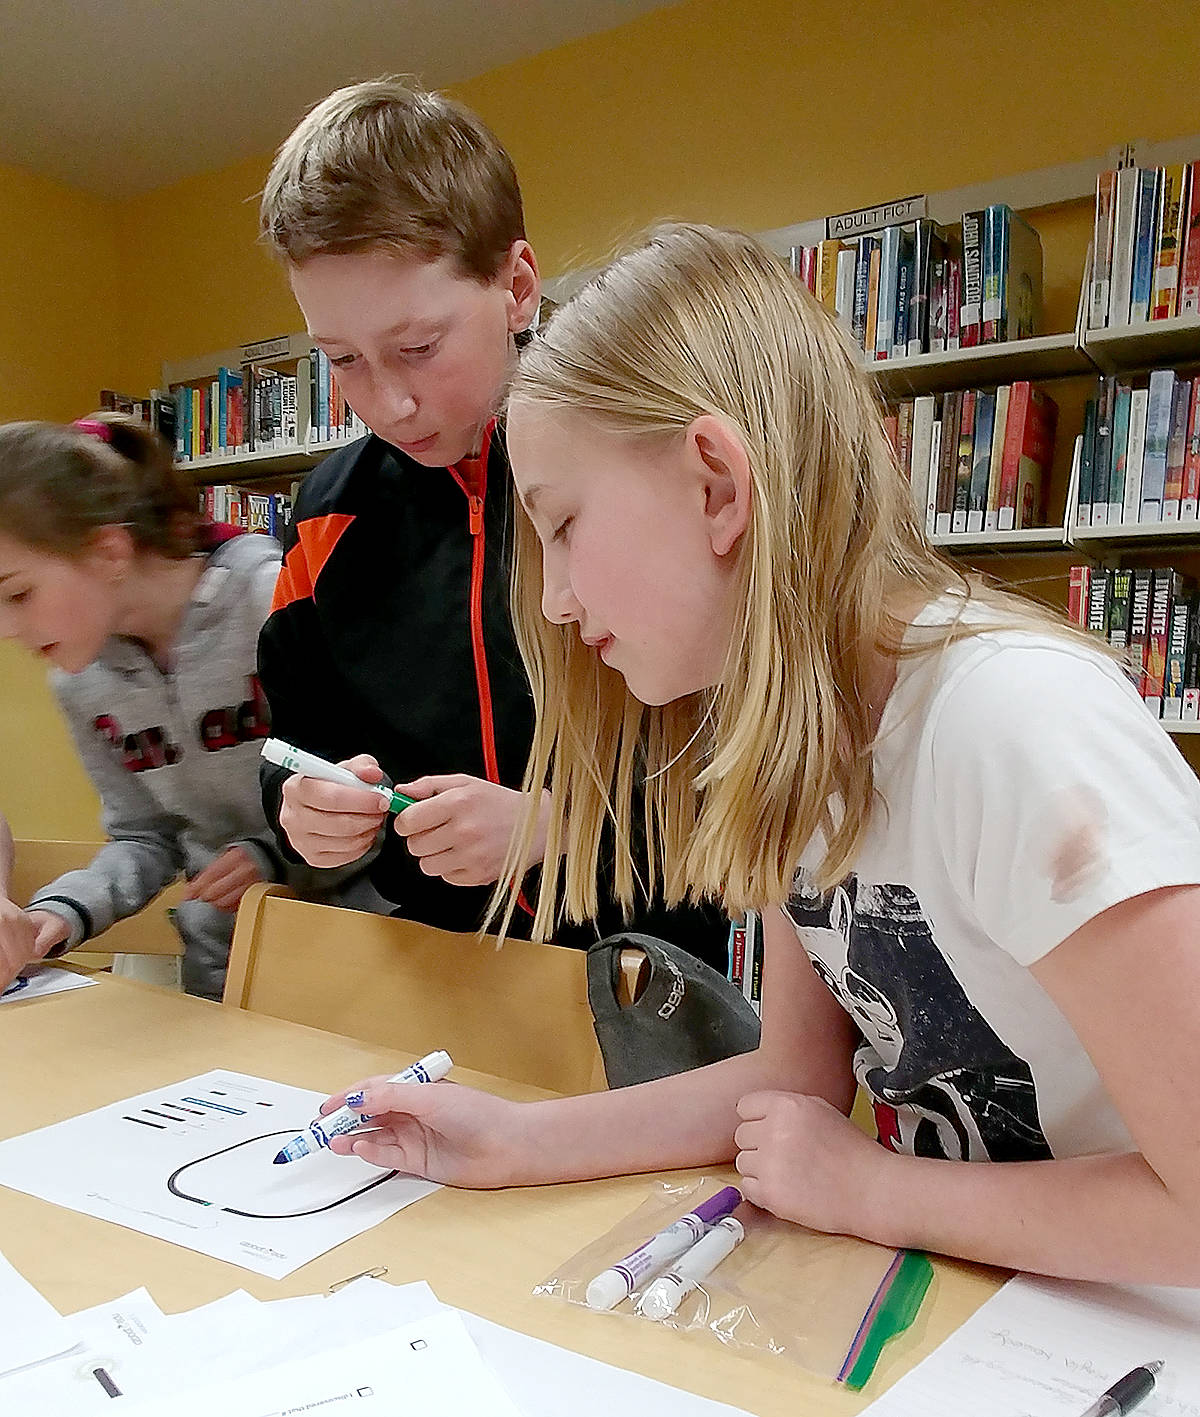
[260,737,414,813]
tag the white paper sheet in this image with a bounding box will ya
[0,1249,80,1376]
[861,1274,1200,1416]
[1,966,97,1004]
[0,1287,165,1414]
[120,1309,526,1417]
[0,1070,439,1278]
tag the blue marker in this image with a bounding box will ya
[272,1049,453,1164]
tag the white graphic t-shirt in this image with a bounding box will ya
[786,598,1200,1162]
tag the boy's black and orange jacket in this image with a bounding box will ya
[258,425,728,968]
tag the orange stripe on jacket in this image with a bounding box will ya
[270,513,355,614]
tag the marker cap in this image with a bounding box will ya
[585,1270,632,1312]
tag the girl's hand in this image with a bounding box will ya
[393,778,549,887]
[734,1090,891,1235]
[322,1076,525,1188]
[0,897,42,990]
[279,754,388,868]
[184,845,266,912]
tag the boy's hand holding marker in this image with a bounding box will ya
[267,738,550,887]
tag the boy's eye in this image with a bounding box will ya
[402,343,435,359]
[330,354,358,368]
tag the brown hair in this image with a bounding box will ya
[0,415,199,559]
[260,77,525,279]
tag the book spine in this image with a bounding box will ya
[1152,163,1186,320]
[1123,386,1149,525]
[998,381,1032,531]
[875,226,900,361]
[1014,386,1057,529]
[1076,395,1097,527]
[1185,593,1200,720]
[935,390,962,535]
[1067,565,1092,626]
[835,246,857,330]
[985,383,1010,531]
[908,219,935,356]
[1182,375,1200,521]
[951,389,977,533]
[930,257,947,352]
[981,204,1007,343]
[864,242,882,358]
[1180,161,1200,315]
[1107,382,1131,523]
[960,210,984,347]
[966,390,995,533]
[1107,567,1134,648]
[893,234,912,357]
[925,417,942,535]
[1163,375,1192,521]
[817,239,842,312]
[1090,169,1117,328]
[1091,376,1115,525]
[1129,567,1154,695]
[947,256,962,350]
[1141,368,1176,521]
[1109,165,1140,327]
[1086,567,1111,638]
[1145,567,1175,715]
[1164,591,1193,720]
[1129,167,1161,323]
[851,236,874,349]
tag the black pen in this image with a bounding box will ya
[1077,1360,1163,1417]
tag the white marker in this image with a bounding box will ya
[636,1216,745,1320]
[261,737,414,814]
[584,1186,741,1310]
[273,1049,453,1163]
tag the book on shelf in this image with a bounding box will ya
[1089,156,1200,328]
[97,388,178,446]
[1075,367,1200,527]
[891,379,1057,537]
[789,201,1042,361]
[726,909,763,1019]
[196,484,293,539]
[1070,563,1200,722]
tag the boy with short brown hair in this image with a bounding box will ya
[257,78,728,967]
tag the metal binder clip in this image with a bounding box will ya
[327,1264,388,1293]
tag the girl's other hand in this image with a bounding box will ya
[734,1089,892,1236]
[392,777,549,886]
[184,844,266,912]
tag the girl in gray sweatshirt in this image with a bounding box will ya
[0,415,286,998]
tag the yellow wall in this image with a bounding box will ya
[0,163,126,839]
[8,0,1200,840]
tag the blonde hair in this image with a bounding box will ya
[260,77,524,278]
[0,414,198,560]
[500,223,1085,940]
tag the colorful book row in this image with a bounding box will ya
[790,204,1043,361]
[1089,161,1200,330]
[1077,368,1200,526]
[196,485,293,538]
[1070,564,1200,721]
[887,381,1058,536]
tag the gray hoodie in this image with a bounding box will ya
[30,532,285,997]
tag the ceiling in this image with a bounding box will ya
[0,0,671,198]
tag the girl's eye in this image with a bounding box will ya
[5,590,29,605]
[552,517,573,543]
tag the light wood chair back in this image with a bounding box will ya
[224,884,619,1095]
[12,840,184,957]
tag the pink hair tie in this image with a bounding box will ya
[74,418,113,443]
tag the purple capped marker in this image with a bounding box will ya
[584,1186,742,1310]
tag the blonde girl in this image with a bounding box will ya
[314,225,1200,1285]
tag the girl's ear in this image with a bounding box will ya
[83,524,136,581]
[505,240,542,334]
[688,415,752,557]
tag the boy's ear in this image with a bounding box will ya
[689,415,751,557]
[504,240,541,333]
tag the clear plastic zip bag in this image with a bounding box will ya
[534,1178,931,1387]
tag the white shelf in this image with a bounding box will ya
[1071,520,1200,546]
[1165,720,1200,735]
[1083,312,1200,375]
[931,527,1068,551]
[182,443,319,482]
[870,333,1092,398]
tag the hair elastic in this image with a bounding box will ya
[73,418,113,443]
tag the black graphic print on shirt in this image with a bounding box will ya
[786,874,1053,1162]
